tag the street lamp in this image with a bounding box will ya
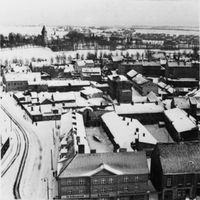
[41,177,49,200]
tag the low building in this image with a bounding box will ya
[151,142,200,200]
[80,87,103,99]
[132,74,158,96]
[114,103,164,124]
[101,112,158,154]
[81,67,101,82]
[57,151,156,200]
[3,72,41,92]
[164,108,199,142]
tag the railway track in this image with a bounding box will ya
[1,127,21,177]
[1,105,29,199]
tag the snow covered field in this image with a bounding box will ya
[0,46,194,65]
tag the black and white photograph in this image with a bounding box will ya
[0,0,200,200]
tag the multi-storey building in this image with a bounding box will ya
[108,74,132,103]
[57,151,156,200]
[151,142,200,200]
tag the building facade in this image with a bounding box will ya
[57,152,156,200]
[151,142,200,200]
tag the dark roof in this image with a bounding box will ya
[59,151,149,178]
[157,142,200,174]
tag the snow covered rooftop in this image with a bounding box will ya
[81,87,103,96]
[127,69,138,78]
[46,80,90,87]
[108,74,128,82]
[132,74,148,85]
[115,103,164,115]
[101,112,158,151]
[164,108,197,133]
[4,72,41,82]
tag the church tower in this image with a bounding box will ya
[41,25,48,46]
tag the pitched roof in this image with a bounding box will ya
[59,151,149,178]
[157,142,200,174]
[127,69,138,78]
[132,74,149,85]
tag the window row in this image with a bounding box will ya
[61,176,140,186]
[166,174,200,187]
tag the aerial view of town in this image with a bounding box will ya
[0,0,200,199]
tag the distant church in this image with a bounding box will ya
[41,25,48,46]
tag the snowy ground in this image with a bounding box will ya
[0,46,194,65]
[1,93,58,199]
[86,126,113,153]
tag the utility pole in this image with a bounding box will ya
[41,178,49,200]
[51,149,53,170]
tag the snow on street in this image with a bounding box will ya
[1,93,58,199]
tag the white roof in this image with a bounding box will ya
[81,87,102,96]
[31,61,50,67]
[127,69,138,78]
[101,112,158,151]
[76,60,86,67]
[115,103,164,115]
[85,60,94,64]
[82,67,101,74]
[164,108,197,133]
[46,80,90,87]
[5,72,41,82]
[60,110,73,138]
[108,74,128,81]
[75,113,90,153]
[64,64,74,73]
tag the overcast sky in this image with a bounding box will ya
[0,0,199,27]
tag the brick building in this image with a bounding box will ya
[108,74,132,103]
[151,142,200,200]
[57,151,156,200]
[164,108,199,142]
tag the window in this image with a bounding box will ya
[186,174,193,185]
[79,178,85,185]
[93,179,97,185]
[135,176,139,181]
[101,178,106,184]
[79,189,83,194]
[108,178,113,184]
[66,179,72,185]
[177,175,184,186]
[124,186,129,191]
[67,190,72,195]
[197,175,200,185]
[167,177,172,187]
[101,188,106,193]
[124,176,128,183]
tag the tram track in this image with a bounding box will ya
[1,105,29,199]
